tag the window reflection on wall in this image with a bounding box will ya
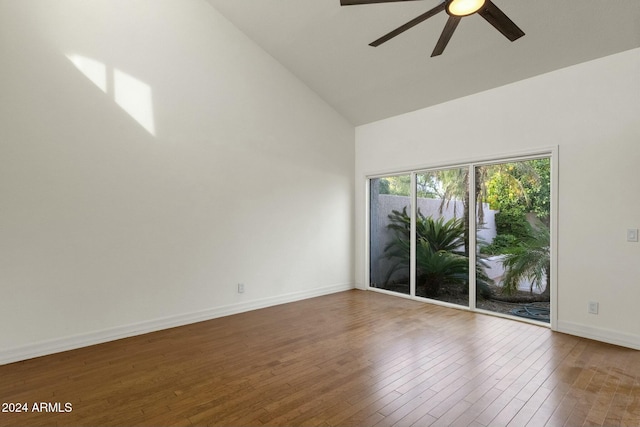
[66,54,155,136]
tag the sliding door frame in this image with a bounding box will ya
[365,147,559,330]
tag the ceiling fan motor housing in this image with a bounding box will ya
[446,0,487,17]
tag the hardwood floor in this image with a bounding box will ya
[1,290,638,427]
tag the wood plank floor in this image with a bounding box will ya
[1,290,638,427]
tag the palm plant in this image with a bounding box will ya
[500,226,550,296]
[383,208,493,299]
[429,169,471,256]
[415,241,471,298]
[385,207,466,253]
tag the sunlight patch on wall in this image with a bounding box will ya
[66,54,107,93]
[66,54,156,136]
[114,69,155,135]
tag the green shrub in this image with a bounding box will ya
[481,234,519,255]
[495,210,531,239]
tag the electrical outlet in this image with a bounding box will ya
[588,301,599,315]
[237,283,245,293]
[627,229,638,242]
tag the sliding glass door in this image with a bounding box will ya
[368,155,553,324]
[369,175,411,295]
[414,168,469,305]
[475,159,551,323]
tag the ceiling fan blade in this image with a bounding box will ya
[477,0,525,41]
[431,15,460,57]
[370,2,445,47]
[341,0,424,5]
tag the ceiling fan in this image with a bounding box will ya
[340,0,525,57]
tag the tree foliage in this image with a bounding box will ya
[479,158,550,254]
[378,175,411,196]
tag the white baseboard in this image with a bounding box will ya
[557,320,640,350]
[1,283,355,365]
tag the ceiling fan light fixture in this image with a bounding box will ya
[446,0,486,17]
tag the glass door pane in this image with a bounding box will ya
[370,175,412,295]
[475,159,551,323]
[414,168,469,306]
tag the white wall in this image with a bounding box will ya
[355,48,640,349]
[0,0,354,363]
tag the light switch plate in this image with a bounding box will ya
[627,229,638,242]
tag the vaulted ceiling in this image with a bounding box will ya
[207,0,640,125]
